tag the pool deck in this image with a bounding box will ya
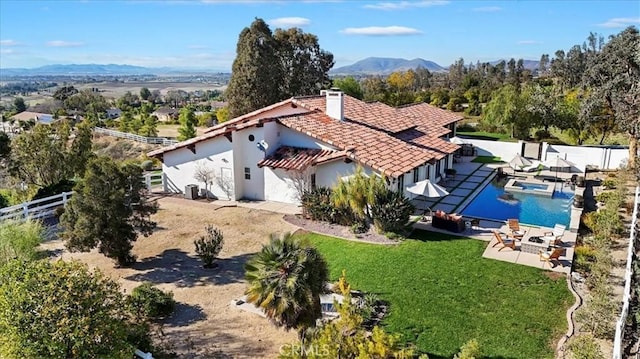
[412,156,583,273]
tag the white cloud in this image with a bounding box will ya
[268,17,311,27]
[472,6,501,12]
[341,26,422,36]
[364,0,448,10]
[517,40,542,45]
[46,40,85,48]
[0,40,20,46]
[597,17,640,28]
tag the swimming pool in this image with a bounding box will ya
[460,177,573,228]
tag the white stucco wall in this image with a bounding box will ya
[233,127,267,200]
[315,160,358,188]
[264,168,300,204]
[279,127,337,150]
[162,136,235,199]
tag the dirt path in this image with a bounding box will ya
[41,196,298,358]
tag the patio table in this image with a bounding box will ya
[520,237,552,254]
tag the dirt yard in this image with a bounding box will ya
[40,196,298,358]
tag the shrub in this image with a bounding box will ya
[194,225,224,268]
[0,220,44,266]
[351,221,368,234]
[301,187,333,222]
[456,123,476,132]
[454,338,481,359]
[601,177,617,189]
[574,245,597,274]
[566,334,605,359]
[31,179,75,201]
[140,160,154,171]
[370,189,415,235]
[128,282,176,320]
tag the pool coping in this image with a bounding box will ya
[504,178,554,197]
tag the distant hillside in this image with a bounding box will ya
[331,57,446,75]
[0,64,229,77]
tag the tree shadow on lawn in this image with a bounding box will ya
[125,249,255,287]
[162,302,207,327]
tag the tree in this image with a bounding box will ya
[582,26,640,168]
[140,87,151,101]
[481,84,530,138]
[61,157,158,266]
[13,97,26,113]
[0,132,10,160]
[226,18,285,118]
[193,160,215,197]
[177,107,197,141]
[8,123,92,187]
[0,260,136,358]
[0,220,43,266]
[331,166,387,227]
[216,106,230,123]
[245,233,329,335]
[53,85,78,101]
[139,114,158,137]
[226,18,334,117]
[332,76,363,99]
[274,27,334,97]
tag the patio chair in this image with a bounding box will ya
[492,231,517,251]
[507,218,526,240]
[541,224,566,245]
[539,247,564,268]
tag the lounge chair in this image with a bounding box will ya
[492,231,517,251]
[539,247,564,268]
[541,224,566,245]
[520,161,542,172]
[507,219,526,240]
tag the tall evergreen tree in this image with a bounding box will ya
[177,107,197,141]
[274,27,334,97]
[582,26,640,168]
[226,18,283,118]
[226,18,334,118]
[61,157,158,266]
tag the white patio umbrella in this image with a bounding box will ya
[406,179,450,198]
[508,154,533,172]
[449,136,467,145]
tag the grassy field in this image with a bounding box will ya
[471,156,504,164]
[300,230,572,359]
[457,131,517,142]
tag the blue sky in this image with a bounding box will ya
[0,0,638,70]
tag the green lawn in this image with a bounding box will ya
[471,156,504,164]
[300,230,572,359]
[456,131,517,142]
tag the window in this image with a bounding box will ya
[397,174,404,192]
[436,160,441,177]
[445,155,449,170]
[310,173,316,190]
[248,134,255,142]
[426,165,430,179]
[413,168,419,183]
[244,167,251,180]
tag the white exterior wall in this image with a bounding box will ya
[279,127,337,150]
[264,168,300,204]
[162,136,235,199]
[548,144,629,170]
[315,160,358,189]
[233,126,267,200]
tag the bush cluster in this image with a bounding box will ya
[194,225,224,268]
[128,282,176,320]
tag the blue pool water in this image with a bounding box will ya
[515,182,548,191]
[461,179,573,228]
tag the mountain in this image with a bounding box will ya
[0,64,228,76]
[331,57,446,75]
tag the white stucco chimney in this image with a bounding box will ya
[323,88,344,121]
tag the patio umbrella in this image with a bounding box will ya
[508,154,533,173]
[543,156,577,184]
[406,179,450,198]
[449,136,467,145]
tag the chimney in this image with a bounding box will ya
[323,88,344,121]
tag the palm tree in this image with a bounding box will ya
[245,233,329,334]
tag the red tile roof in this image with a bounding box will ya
[277,111,449,177]
[257,146,346,171]
[149,93,462,177]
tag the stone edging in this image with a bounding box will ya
[556,274,583,358]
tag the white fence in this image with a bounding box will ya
[0,174,164,222]
[94,127,178,146]
[612,185,639,359]
[0,191,73,221]
[456,137,629,170]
